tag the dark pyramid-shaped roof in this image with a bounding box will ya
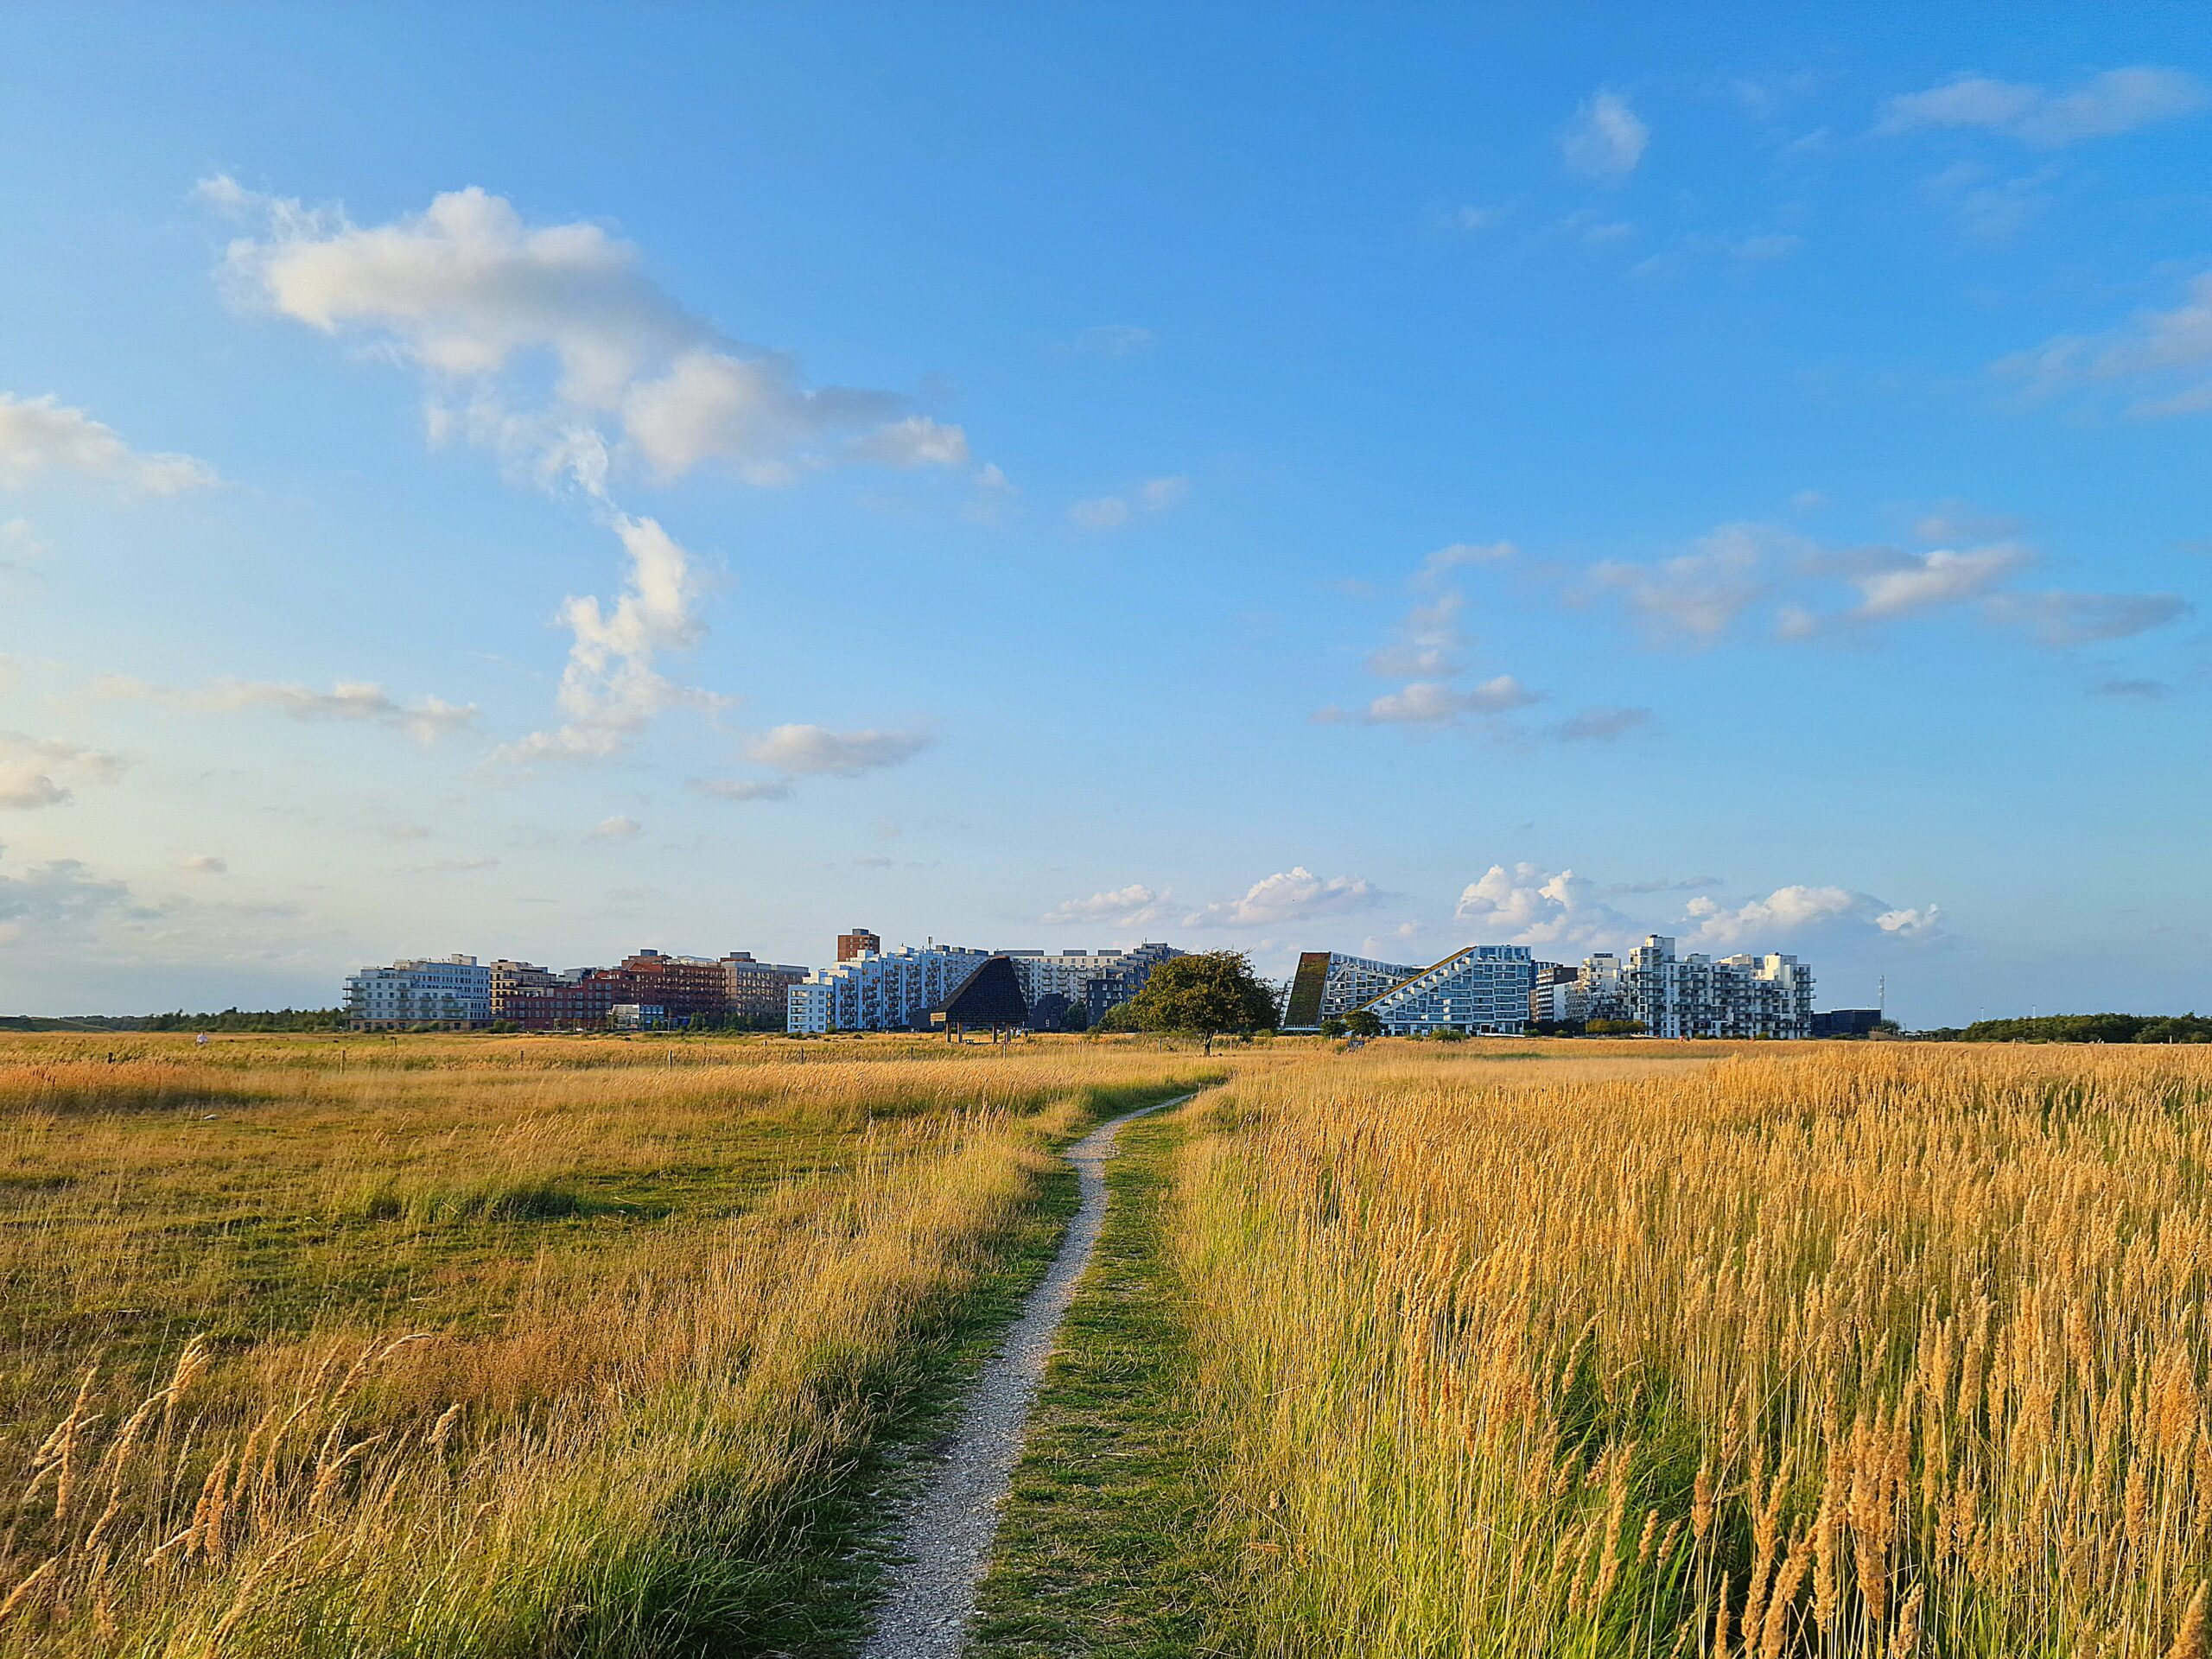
[929,955,1031,1027]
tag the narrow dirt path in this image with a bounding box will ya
[859,1091,1199,1659]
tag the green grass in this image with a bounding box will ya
[969,1108,1232,1659]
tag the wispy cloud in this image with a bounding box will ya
[97,675,477,744]
[0,732,124,810]
[1069,474,1190,531]
[1879,67,2206,147]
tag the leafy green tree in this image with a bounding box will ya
[1317,1015,1348,1039]
[1586,1018,1647,1036]
[1119,950,1278,1053]
[1343,1008,1383,1039]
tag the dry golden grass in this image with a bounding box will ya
[1173,1039,2212,1657]
[0,1031,1236,1656]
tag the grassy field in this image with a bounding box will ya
[0,1031,1230,1657]
[1155,1040,2212,1657]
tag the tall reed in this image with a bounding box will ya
[1173,1043,2212,1657]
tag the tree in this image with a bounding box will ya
[1118,950,1278,1053]
[1343,1008,1382,1039]
[1317,1015,1348,1039]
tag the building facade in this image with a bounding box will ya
[1574,935,1815,1039]
[998,943,1182,1024]
[787,944,993,1033]
[344,955,493,1028]
[1359,945,1534,1035]
[1280,950,1423,1031]
[837,926,883,963]
[721,952,811,1022]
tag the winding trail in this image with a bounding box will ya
[859,1090,1199,1659]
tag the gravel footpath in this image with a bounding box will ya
[858,1090,1198,1659]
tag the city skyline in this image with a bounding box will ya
[3,6,2208,1023]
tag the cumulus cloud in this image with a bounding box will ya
[99,675,476,744]
[206,180,974,758]
[0,393,216,494]
[1454,863,1630,950]
[1683,885,1944,949]
[1879,67,2206,147]
[1419,541,1516,583]
[1069,474,1189,531]
[1584,523,1787,643]
[1363,592,1468,678]
[0,733,124,810]
[1043,883,1175,927]
[1319,677,1539,726]
[0,850,143,945]
[1985,589,2191,646]
[175,854,228,875]
[1563,91,1649,181]
[1185,867,1381,929]
[588,815,642,841]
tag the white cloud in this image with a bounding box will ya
[0,394,217,495]
[690,778,793,803]
[0,733,124,810]
[1585,523,1786,643]
[745,723,930,778]
[1363,591,1468,677]
[1563,91,1649,181]
[1447,206,1503,233]
[1043,883,1174,927]
[1455,864,1630,950]
[1554,705,1655,742]
[0,851,143,945]
[99,675,476,744]
[209,181,969,486]
[1058,324,1155,359]
[1842,543,2031,623]
[1683,885,1945,949]
[1419,541,1516,583]
[175,854,228,875]
[1985,589,2191,646]
[499,512,719,761]
[1880,67,2206,147]
[1912,501,2025,543]
[1069,474,1188,531]
[2003,270,2212,417]
[1185,867,1381,929]
[1068,496,1131,531]
[1322,676,1538,726]
[207,180,976,759]
[588,815,642,841]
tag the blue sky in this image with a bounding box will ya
[1,4,2206,1022]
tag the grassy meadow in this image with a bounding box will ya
[1160,1040,2212,1658]
[0,1031,1229,1656]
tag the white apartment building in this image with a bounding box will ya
[997,943,1181,1022]
[786,944,993,1033]
[1361,945,1534,1035]
[1279,950,1422,1030]
[1575,935,1814,1039]
[344,955,493,1028]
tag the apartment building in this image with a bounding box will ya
[721,951,810,1022]
[787,943,993,1033]
[837,926,882,963]
[1280,950,1422,1031]
[997,942,1182,1024]
[344,955,493,1028]
[1577,935,1815,1039]
[1360,945,1534,1035]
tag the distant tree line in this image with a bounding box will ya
[143,1007,349,1032]
[1929,1013,2212,1045]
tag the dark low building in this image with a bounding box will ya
[918,955,1030,1039]
[1811,1008,1884,1039]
